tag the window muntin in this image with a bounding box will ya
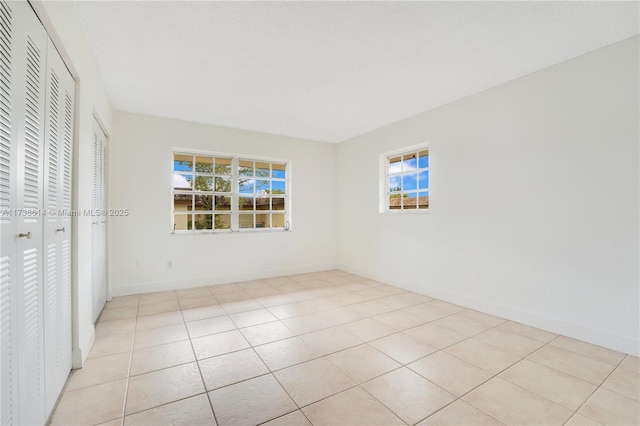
[384,147,429,211]
[172,152,289,233]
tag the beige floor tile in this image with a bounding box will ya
[549,336,626,366]
[362,367,456,424]
[89,332,134,359]
[96,418,124,426]
[246,286,283,298]
[336,317,397,342]
[137,299,181,316]
[619,355,640,373]
[328,292,370,305]
[253,336,322,371]
[134,323,189,349]
[527,345,616,385]
[421,299,466,317]
[99,306,138,322]
[326,344,401,383]
[49,379,127,425]
[373,310,426,331]
[463,377,573,425]
[380,292,432,309]
[369,333,438,365]
[209,374,297,425]
[401,302,454,322]
[302,386,404,426]
[497,321,557,343]
[322,306,369,324]
[564,413,602,425]
[135,310,183,331]
[473,328,544,357]
[240,321,295,346]
[124,394,216,426]
[301,297,344,312]
[354,287,397,300]
[263,410,312,426]
[178,295,219,310]
[105,295,140,309]
[215,290,253,304]
[417,400,504,425]
[268,302,313,320]
[199,348,269,390]
[130,340,195,376]
[300,328,363,356]
[95,317,137,337]
[176,286,213,299]
[433,311,499,337]
[408,351,493,397]
[403,322,467,349]
[578,387,640,425]
[125,362,205,415]
[186,315,236,338]
[237,279,271,290]
[139,291,177,305]
[220,298,264,314]
[191,329,250,360]
[274,357,355,406]
[282,312,340,334]
[256,294,295,308]
[181,304,226,322]
[208,282,243,295]
[230,308,278,328]
[602,366,640,400]
[499,359,597,410]
[348,299,397,316]
[67,352,131,391]
[444,339,520,374]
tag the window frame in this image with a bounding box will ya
[379,143,429,213]
[171,148,291,234]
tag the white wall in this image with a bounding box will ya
[109,112,337,295]
[30,1,113,367]
[336,36,639,356]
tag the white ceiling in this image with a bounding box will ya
[74,1,639,143]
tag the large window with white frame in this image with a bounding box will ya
[380,145,429,212]
[172,151,289,233]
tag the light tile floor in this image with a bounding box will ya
[49,270,640,426]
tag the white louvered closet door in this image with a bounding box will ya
[0,1,75,424]
[42,37,74,415]
[92,119,107,322]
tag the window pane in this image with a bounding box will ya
[388,156,401,174]
[215,195,231,211]
[174,154,193,172]
[239,214,254,229]
[256,180,269,194]
[404,192,418,209]
[271,180,285,194]
[239,160,254,176]
[195,195,212,211]
[239,197,254,210]
[215,158,232,175]
[173,193,192,211]
[256,214,269,228]
[272,163,286,179]
[418,191,429,210]
[402,153,417,171]
[388,176,401,193]
[195,156,213,173]
[194,176,213,191]
[173,174,192,190]
[272,197,285,211]
[215,176,231,192]
[214,214,231,229]
[388,194,402,209]
[272,213,285,227]
[418,150,429,168]
[418,170,429,190]
[174,214,192,230]
[239,178,254,194]
[256,197,270,210]
[194,214,213,230]
[256,162,270,177]
[403,174,417,191]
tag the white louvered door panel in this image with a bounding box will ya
[0,2,17,424]
[92,119,107,322]
[43,36,74,415]
[12,1,47,424]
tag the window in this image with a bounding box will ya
[172,151,289,233]
[380,145,429,212]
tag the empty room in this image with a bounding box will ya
[1,1,638,425]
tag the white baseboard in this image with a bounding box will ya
[338,263,639,357]
[111,262,339,296]
[72,326,95,369]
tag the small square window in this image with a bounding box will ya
[380,145,429,212]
